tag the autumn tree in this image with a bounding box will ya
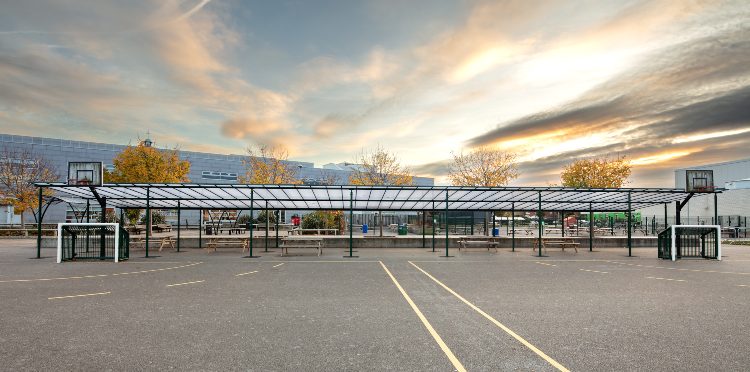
[0,147,59,235]
[239,144,301,184]
[448,147,519,187]
[348,146,413,236]
[448,147,519,235]
[104,140,191,230]
[560,156,631,188]
[348,146,413,186]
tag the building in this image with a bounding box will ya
[639,157,750,227]
[0,133,433,225]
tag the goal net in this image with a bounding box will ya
[658,225,721,261]
[57,223,128,263]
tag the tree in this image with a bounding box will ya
[239,144,301,184]
[560,156,631,188]
[348,146,413,186]
[349,146,413,235]
[105,140,191,231]
[448,147,519,187]
[104,141,190,183]
[0,147,59,235]
[448,147,519,235]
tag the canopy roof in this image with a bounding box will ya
[35,183,720,212]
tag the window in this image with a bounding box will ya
[201,171,238,181]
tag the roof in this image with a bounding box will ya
[34,183,720,212]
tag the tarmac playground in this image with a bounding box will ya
[1,240,749,371]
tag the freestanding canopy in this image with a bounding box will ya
[34,182,721,259]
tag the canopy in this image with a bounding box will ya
[34,183,719,212]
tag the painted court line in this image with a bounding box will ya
[535,262,557,267]
[0,262,203,284]
[408,261,570,372]
[607,261,749,275]
[48,291,110,300]
[235,271,258,277]
[646,276,686,282]
[379,261,466,372]
[273,263,285,268]
[738,284,748,287]
[166,280,205,287]
[579,269,608,274]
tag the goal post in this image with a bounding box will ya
[658,225,720,261]
[57,223,126,263]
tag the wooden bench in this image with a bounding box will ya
[205,238,248,253]
[458,236,499,252]
[532,238,580,253]
[280,237,323,256]
[130,236,175,252]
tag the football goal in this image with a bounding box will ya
[658,225,721,261]
[57,223,129,263]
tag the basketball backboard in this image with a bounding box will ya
[685,169,714,192]
[68,162,104,186]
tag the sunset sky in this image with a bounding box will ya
[1,0,748,186]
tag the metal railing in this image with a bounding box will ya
[658,225,719,260]
[59,224,129,261]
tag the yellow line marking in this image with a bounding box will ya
[409,261,570,372]
[0,262,203,284]
[48,291,111,300]
[235,271,258,277]
[579,269,608,274]
[166,280,205,287]
[646,276,686,282]
[273,263,285,268]
[379,261,466,372]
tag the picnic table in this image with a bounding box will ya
[532,237,580,254]
[130,235,176,252]
[280,236,323,256]
[205,237,248,253]
[458,236,499,252]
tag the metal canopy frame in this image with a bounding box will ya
[33,183,719,212]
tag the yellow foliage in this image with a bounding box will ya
[105,142,190,183]
[239,144,301,185]
[348,146,413,186]
[560,156,631,188]
[0,147,58,229]
[448,147,519,186]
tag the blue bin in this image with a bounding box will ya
[362,224,369,233]
[492,228,499,237]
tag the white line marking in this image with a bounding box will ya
[166,280,205,287]
[379,261,466,372]
[579,269,608,274]
[48,291,111,300]
[646,276,686,282]
[235,271,258,277]
[273,263,285,268]
[409,261,570,372]
[535,262,557,267]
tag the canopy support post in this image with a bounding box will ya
[345,190,357,258]
[442,191,452,257]
[422,211,426,248]
[538,191,544,257]
[264,200,270,253]
[431,202,435,252]
[511,203,516,252]
[627,192,632,257]
[714,193,718,228]
[36,186,43,258]
[176,201,181,252]
[589,202,593,252]
[244,189,259,258]
[145,188,151,258]
[198,209,202,249]
[275,210,280,248]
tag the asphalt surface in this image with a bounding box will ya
[1,240,749,371]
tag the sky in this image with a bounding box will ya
[1,0,749,187]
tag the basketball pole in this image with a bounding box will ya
[36,186,43,259]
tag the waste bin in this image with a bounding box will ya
[398,224,408,235]
[206,226,213,235]
[362,224,369,233]
[492,228,499,237]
